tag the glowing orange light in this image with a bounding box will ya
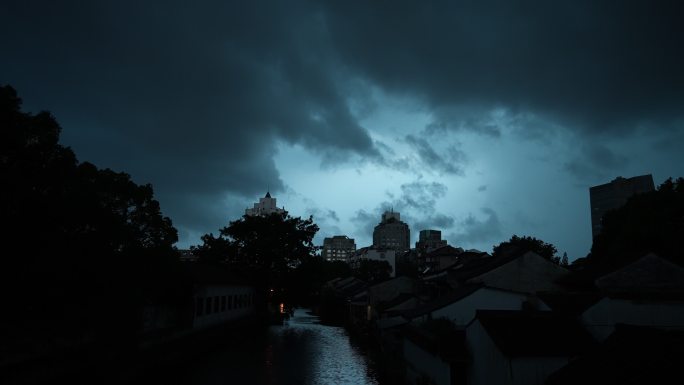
[279,303,285,314]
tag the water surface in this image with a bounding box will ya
[145,308,379,385]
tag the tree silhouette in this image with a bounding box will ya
[354,259,393,283]
[493,235,561,264]
[193,212,319,288]
[1,85,181,345]
[590,177,684,268]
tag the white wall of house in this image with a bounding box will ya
[403,338,452,385]
[467,319,511,385]
[581,297,684,340]
[431,288,547,326]
[192,284,256,329]
[469,252,568,293]
[467,319,568,385]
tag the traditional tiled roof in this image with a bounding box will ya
[401,284,485,319]
[595,253,684,293]
[546,324,684,385]
[474,310,596,357]
[403,320,469,362]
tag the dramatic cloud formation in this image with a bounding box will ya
[2,0,682,258]
[448,208,503,248]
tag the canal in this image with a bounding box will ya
[140,308,381,385]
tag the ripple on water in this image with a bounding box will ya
[273,308,379,385]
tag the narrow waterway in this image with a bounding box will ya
[143,308,380,385]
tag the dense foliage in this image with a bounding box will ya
[589,177,684,268]
[192,212,319,289]
[493,235,566,265]
[354,259,393,283]
[0,85,182,342]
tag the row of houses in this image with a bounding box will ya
[140,263,258,348]
[325,249,684,385]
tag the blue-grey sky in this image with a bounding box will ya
[2,1,683,259]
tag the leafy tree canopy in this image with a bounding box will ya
[192,212,319,288]
[493,235,566,265]
[589,177,684,268]
[1,85,180,333]
[354,259,393,283]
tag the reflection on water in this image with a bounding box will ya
[145,308,379,385]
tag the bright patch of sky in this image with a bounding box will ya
[274,89,602,260]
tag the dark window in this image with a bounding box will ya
[214,296,219,312]
[234,295,238,308]
[221,296,226,311]
[196,297,204,316]
[228,295,233,310]
[206,297,212,314]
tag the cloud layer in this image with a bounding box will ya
[2,0,682,249]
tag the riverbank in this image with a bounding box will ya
[1,314,268,385]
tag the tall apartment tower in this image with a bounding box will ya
[322,235,356,262]
[589,174,655,237]
[415,229,448,253]
[373,210,410,252]
[245,191,287,217]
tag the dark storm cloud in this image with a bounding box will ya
[0,1,380,238]
[448,208,503,248]
[564,143,628,182]
[404,134,466,175]
[322,1,684,134]
[3,0,683,243]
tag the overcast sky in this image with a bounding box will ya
[2,1,683,260]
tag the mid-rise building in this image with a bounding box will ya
[245,191,286,217]
[589,174,655,237]
[373,210,410,252]
[415,229,448,253]
[322,235,356,262]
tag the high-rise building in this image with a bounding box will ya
[322,235,356,262]
[589,174,655,237]
[373,210,410,251]
[245,191,286,217]
[415,229,448,253]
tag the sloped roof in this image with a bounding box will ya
[475,310,595,357]
[401,284,485,319]
[425,245,464,258]
[403,322,468,362]
[377,316,409,330]
[377,292,416,311]
[334,277,368,298]
[546,324,684,385]
[595,253,684,293]
[450,249,527,282]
